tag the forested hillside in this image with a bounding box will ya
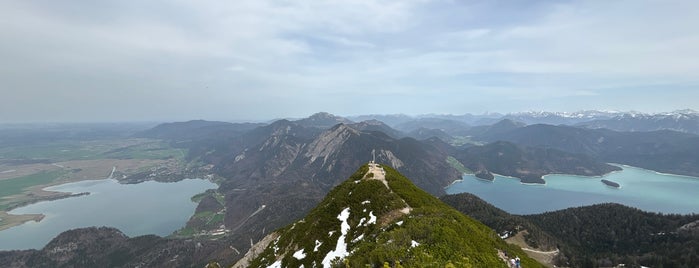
[443,193,699,268]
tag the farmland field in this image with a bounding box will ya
[0,129,191,231]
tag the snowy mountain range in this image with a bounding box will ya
[576,109,699,134]
[353,109,699,134]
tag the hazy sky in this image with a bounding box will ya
[2,0,698,122]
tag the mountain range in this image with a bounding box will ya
[577,109,699,134]
[481,124,699,177]
[135,111,699,264]
[135,116,464,265]
[2,110,699,267]
[354,109,699,135]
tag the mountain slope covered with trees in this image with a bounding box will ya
[239,164,543,268]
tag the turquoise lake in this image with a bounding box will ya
[0,178,216,250]
[445,165,699,215]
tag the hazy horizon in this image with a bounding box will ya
[2,1,698,123]
[1,108,697,125]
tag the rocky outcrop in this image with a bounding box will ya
[304,124,358,164]
[231,232,279,268]
[378,149,404,169]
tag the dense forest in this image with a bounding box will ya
[442,193,699,268]
[526,204,699,267]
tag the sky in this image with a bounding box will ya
[1,0,699,122]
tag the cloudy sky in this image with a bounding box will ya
[2,0,698,122]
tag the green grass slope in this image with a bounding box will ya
[246,164,543,267]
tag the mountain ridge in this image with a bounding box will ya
[578,109,699,134]
[236,164,543,268]
[452,141,621,183]
[483,124,699,177]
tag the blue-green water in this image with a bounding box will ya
[0,178,216,250]
[445,165,699,215]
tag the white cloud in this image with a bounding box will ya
[490,1,699,77]
[0,0,697,122]
[317,35,377,48]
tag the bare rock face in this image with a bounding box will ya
[679,220,699,235]
[305,124,358,164]
[262,137,303,178]
[378,149,404,169]
[231,232,279,268]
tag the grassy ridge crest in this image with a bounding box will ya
[247,164,544,267]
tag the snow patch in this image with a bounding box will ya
[234,153,245,162]
[361,200,371,204]
[367,211,377,225]
[357,218,366,227]
[314,240,322,252]
[267,260,282,268]
[499,232,509,239]
[322,207,351,268]
[396,221,403,226]
[272,237,280,254]
[293,249,306,260]
[411,240,420,248]
[352,234,364,243]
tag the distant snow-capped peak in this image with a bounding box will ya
[509,110,622,119]
[511,110,697,120]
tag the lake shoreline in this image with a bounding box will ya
[0,211,44,232]
[0,178,216,250]
[608,163,699,180]
[446,164,699,215]
[0,174,217,233]
[0,175,99,232]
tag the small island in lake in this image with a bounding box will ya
[601,179,620,188]
[474,170,495,181]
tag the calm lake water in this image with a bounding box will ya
[446,165,699,215]
[0,178,216,250]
